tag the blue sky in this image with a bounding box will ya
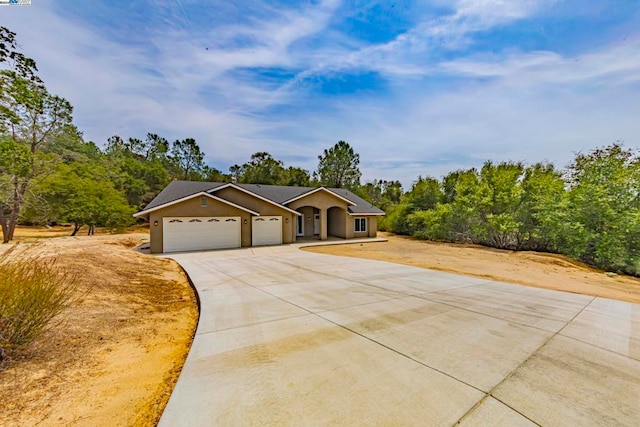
[4,0,640,187]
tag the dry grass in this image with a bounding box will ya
[0,247,78,365]
[0,229,197,426]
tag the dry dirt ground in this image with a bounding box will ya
[304,232,640,304]
[0,226,198,426]
[4,228,640,426]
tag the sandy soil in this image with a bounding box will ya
[4,228,639,426]
[0,228,198,426]
[304,233,640,304]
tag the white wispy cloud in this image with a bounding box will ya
[3,1,639,187]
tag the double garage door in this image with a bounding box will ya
[163,216,283,253]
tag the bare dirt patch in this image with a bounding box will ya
[0,229,198,426]
[304,233,640,304]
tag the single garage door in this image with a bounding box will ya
[163,216,241,253]
[252,216,283,246]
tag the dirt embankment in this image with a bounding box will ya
[304,233,640,304]
[0,231,198,426]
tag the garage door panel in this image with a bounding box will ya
[163,217,241,253]
[252,216,283,246]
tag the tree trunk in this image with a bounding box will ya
[0,204,9,244]
[87,224,95,235]
[71,223,81,236]
[4,174,31,242]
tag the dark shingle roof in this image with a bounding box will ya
[236,183,312,204]
[143,181,224,210]
[235,184,384,214]
[330,188,386,215]
[138,181,385,216]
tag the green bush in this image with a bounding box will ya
[381,203,415,234]
[407,205,452,241]
[0,247,77,365]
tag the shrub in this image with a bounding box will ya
[0,247,77,365]
[381,203,415,234]
[408,207,449,241]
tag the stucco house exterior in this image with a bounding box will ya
[134,181,385,253]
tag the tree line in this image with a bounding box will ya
[379,143,640,277]
[2,26,638,277]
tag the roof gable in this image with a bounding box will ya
[282,187,356,206]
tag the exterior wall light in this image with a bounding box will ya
[285,217,289,223]
[153,220,158,226]
[244,219,248,224]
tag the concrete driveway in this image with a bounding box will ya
[159,244,640,426]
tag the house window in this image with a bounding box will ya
[355,217,367,232]
[201,197,208,207]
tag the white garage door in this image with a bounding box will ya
[163,217,241,253]
[252,216,283,246]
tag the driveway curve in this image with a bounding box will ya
[159,244,640,426]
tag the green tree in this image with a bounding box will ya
[229,153,310,186]
[516,162,567,251]
[143,133,169,161]
[104,133,175,207]
[315,140,361,190]
[405,176,441,211]
[202,165,231,183]
[0,26,39,81]
[284,166,311,186]
[447,169,484,243]
[171,137,205,180]
[361,181,383,207]
[229,164,242,183]
[564,143,640,274]
[361,179,403,211]
[441,171,461,204]
[0,70,73,242]
[236,152,286,185]
[381,180,403,206]
[476,161,524,248]
[38,161,134,235]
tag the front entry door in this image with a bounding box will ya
[296,215,304,237]
[313,214,320,235]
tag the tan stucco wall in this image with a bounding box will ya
[297,206,316,237]
[328,207,346,238]
[214,187,296,243]
[149,196,251,253]
[346,216,355,239]
[368,216,378,238]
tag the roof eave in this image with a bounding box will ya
[347,212,386,216]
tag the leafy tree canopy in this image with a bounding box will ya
[315,140,361,190]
